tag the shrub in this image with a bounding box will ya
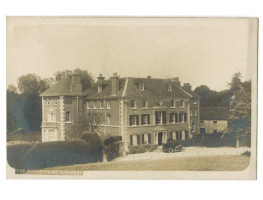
[242,150,251,157]
[104,136,122,146]
[104,141,124,161]
[81,132,103,147]
[128,144,158,154]
[7,140,103,170]
[220,133,236,147]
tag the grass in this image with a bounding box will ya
[43,155,250,171]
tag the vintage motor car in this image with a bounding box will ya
[162,138,185,153]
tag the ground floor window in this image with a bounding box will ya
[142,134,145,144]
[130,135,133,145]
[200,128,205,134]
[148,133,151,144]
[213,129,217,134]
[137,135,140,145]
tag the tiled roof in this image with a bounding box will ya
[200,107,230,120]
[40,77,84,97]
[86,77,194,100]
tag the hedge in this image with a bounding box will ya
[7,140,103,170]
[104,136,122,146]
[128,144,158,154]
[104,141,124,161]
[81,132,103,147]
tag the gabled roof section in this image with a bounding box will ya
[200,107,230,120]
[40,77,84,97]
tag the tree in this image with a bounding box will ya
[224,73,251,147]
[54,68,94,91]
[65,111,104,141]
[194,85,219,107]
[7,84,18,93]
[18,74,51,94]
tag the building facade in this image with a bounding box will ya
[40,72,201,151]
[200,107,230,134]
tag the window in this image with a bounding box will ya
[190,109,193,116]
[168,84,172,91]
[170,113,177,123]
[66,112,70,122]
[179,113,184,123]
[185,131,189,140]
[191,122,195,132]
[148,134,151,144]
[130,115,139,126]
[184,113,187,122]
[54,98,57,105]
[171,100,175,107]
[200,120,204,123]
[213,120,217,124]
[98,84,102,92]
[180,100,185,107]
[143,100,147,108]
[193,99,198,104]
[130,135,133,145]
[200,128,205,134]
[87,101,90,109]
[139,83,144,91]
[106,115,111,125]
[213,129,217,134]
[48,113,56,122]
[100,101,104,109]
[155,111,166,124]
[93,101,97,109]
[142,134,145,144]
[131,100,136,108]
[194,109,197,116]
[106,101,111,109]
[176,131,179,140]
[137,135,140,145]
[46,98,50,105]
[141,114,150,125]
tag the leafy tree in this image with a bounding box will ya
[65,111,104,141]
[194,85,219,106]
[7,84,18,93]
[54,68,94,91]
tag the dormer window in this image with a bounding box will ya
[139,83,144,91]
[98,84,102,92]
[168,84,172,91]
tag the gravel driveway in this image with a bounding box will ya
[114,146,251,162]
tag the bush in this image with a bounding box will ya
[81,132,103,147]
[7,140,103,170]
[104,136,122,146]
[220,133,236,147]
[242,150,251,157]
[128,144,158,154]
[104,141,124,161]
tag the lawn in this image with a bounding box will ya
[44,155,250,171]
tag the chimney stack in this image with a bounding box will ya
[173,77,181,86]
[97,74,105,82]
[70,70,82,92]
[182,83,192,91]
[111,72,119,95]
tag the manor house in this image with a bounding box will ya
[40,71,200,151]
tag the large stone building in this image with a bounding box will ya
[40,72,200,150]
[200,107,230,134]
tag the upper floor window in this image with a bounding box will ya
[190,109,193,116]
[66,112,70,122]
[168,84,172,91]
[129,115,139,126]
[194,109,197,116]
[192,122,195,132]
[131,100,136,108]
[141,114,150,125]
[94,101,97,109]
[87,101,90,109]
[54,98,58,105]
[171,100,175,107]
[180,100,185,108]
[170,113,178,123]
[106,101,111,109]
[139,83,144,91]
[143,100,147,108]
[107,114,111,125]
[193,99,198,104]
[155,111,166,124]
[213,120,217,124]
[200,120,204,123]
[100,101,104,109]
[46,98,50,105]
[48,112,56,122]
[98,84,102,92]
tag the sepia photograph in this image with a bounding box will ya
[6,17,258,179]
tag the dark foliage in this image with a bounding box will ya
[104,136,122,146]
[128,144,158,154]
[104,141,124,161]
[242,151,251,157]
[81,132,103,147]
[7,140,103,170]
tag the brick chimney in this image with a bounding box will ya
[182,83,192,91]
[70,70,82,92]
[173,77,181,86]
[111,72,119,95]
[97,74,105,82]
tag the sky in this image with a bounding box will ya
[6,17,257,91]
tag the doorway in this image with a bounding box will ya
[158,132,163,146]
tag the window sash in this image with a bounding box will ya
[131,100,136,108]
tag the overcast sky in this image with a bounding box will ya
[6,17,257,91]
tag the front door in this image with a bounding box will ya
[158,132,163,146]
